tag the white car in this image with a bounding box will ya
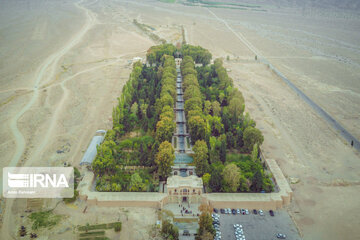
[259,209,264,216]
[245,209,249,215]
[277,233,286,239]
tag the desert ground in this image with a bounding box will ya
[1,0,360,239]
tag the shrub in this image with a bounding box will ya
[114,222,122,232]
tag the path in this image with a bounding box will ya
[28,51,144,166]
[206,7,360,152]
[1,1,97,239]
[8,0,97,169]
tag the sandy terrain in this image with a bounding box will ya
[1,0,360,239]
[9,199,157,240]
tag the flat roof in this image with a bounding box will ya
[167,175,203,189]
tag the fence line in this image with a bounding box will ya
[258,57,360,152]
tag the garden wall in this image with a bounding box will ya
[78,156,292,209]
[201,158,292,210]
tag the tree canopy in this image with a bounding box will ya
[181,44,212,65]
[193,140,209,177]
[146,44,177,65]
[196,204,215,240]
[156,141,175,180]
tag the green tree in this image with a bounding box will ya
[146,44,177,64]
[242,112,256,129]
[228,91,245,124]
[211,101,221,117]
[184,97,202,115]
[251,143,259,162]
[203,100,211,115]
[209,136,220,163]
[239,175,250,192]
[156,93,174,114]
[206,115,223,137]
[219,134,227,163]
[223,163,240,192]
[251,168,263,192]
[196,204,215,240]
[129,172,145,192]
[155,141,175,180]
[114,222,122,232]
[193,140,209,177]
[214,58,232,90]
[188,115,206,143]
[161,220,179,240]
[184,85,202,102]
[209,162,224,192]
[243,126,264,152]
[235,127,244,148]
[202,173,211,192]
[111,183,122,192]
[199,230,214,240]
[92,140,116,176]
[156,117,175,143]
[160,106,174,120]
[181,44,212,65]
[182,74,198,91]
[131,102,138,115]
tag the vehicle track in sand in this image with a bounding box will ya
[8,0,97,169]
[28,51,145,167]
[206,7,360,152]
[1,1,97,239]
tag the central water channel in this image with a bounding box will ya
[174,63,193,164]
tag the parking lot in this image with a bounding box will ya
[215,209,302,240]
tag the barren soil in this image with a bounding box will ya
[1,0,360,239]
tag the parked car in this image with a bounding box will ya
[241,209,245,215]
[214,208,219,213]
[220,208,225,214]
[237,209,240,214]
[269,210,275,216]
[259,209,264,216]
[253,209,257,214]
[276,233,286,239]
[183,230,190,236]
[245,209,249,215]
[232,209,237,214]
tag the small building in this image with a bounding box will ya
[175,58,182,66]
[167,175,203,204]
[171,165,196,177]
[80,130,106,167]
